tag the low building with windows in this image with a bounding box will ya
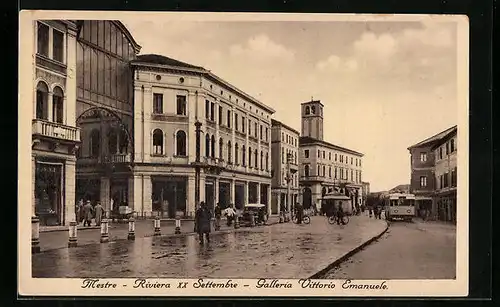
[407,125,457,222]
[30,20,80,226]
[130,54,275,217]
[298,100,364,213]
[270,119,300,215]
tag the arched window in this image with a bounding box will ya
[52,86,64,123]
[90,129,100,158]
[205,133,210,157]
[248,147,252,167]
[260,151,263,170]
[227,140,232,163]
[254,149,258,168]
[108,128,118,154]
[235,143,239,164]
[211,135,215,157]
[266,153,269,170]
[176,130,187,156]
[304,165,310,177]
[36,81,48,120]
[219,138,224,160]
[311,106,316,114]
[242,145,246,166]
[153,129,163,155]
[305,106,310,115]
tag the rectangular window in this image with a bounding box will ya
[351,169,353,181]
[444,172,449,187]
[260,125,263,140]
[227,110,231,127]
[210,102,215,121]
[255,123,258,137]
[323,151,325,159]
[219,106,223,124]
[176,95,187,115]
[281,148,284,164]
[452,168,457,187]
[205,100,210,119]
[351,157,353,165]
[305,149,309,158]
[235,114,239,130]
[420,152,427,162]
[439,147,443,159]
[420,176,427,187]
[317,165,320,176]
[266,127,269,141]
[153,93,163,114]
[318,150,320,158]
[52,29,64,63]
[335,153,337,161]
[329,167,332,178]
[445,142,449,155]
[335,167,337,179]
[37,22,49,57]
[242,117,245,133]
[451,139,455,152]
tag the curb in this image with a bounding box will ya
[40,226,101,233]
[308,220,390,279]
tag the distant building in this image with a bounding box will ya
[270,119,300,215]
[389,184,410,194]
[299,100,364,213]
[407,125,457,222]
[361,181,370,206]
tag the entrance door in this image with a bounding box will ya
[235,184,244,210]
[35,163,63,226]
[205,182,215,211]
[302,187,312,209]
[219,182,230,208]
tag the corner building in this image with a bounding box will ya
[270,119,300,215]
[130,54,274,217]
[30,20,80,226]
[299,100,364,213]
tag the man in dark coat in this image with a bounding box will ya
[295,202,304,224]
[82,200,94,227]
[195,201,212,244]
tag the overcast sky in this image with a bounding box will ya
[122,16,458,192]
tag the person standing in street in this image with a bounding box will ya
[195,201,212,244]
[214,202,222,230]
[337,201,345,225]
[76,199,84,225]
[82,200,94,227]
[295,202,304,224]
[94,201,104,226]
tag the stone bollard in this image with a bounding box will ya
[100,219,109,243]
[31,216,41,254]
[175,217,181,234]
[250,214,255,227]
[128,217,135,240]
[68,221,78,248]
[153,217,161,236]
[234,215,240,229]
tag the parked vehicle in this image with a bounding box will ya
[240,203,268,227]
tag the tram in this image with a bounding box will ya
[383,192,416,222]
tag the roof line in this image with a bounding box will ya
[407,125,457,150]
[299,136,364,157]
[271,119,300,135]
[112,21,142,54]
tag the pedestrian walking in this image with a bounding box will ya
[76,199,84,224]
[368,206,373,218]
[337,201,345,225]
[295,202,304,224]
[376,204,383,219]
[195,201,212,244]
[94,201,104,226]
[82,200,94,227]
[214,202,222,230]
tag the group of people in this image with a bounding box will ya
[325,200,347,225]
[75,199,105,227]
[368,204,383,219]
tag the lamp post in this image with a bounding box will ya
[194,120,203,215]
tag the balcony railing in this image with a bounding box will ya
[103,153,131,163]
[32,119,80,142]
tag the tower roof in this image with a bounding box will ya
[301,100,324,106]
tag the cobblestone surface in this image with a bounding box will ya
[323,219,456,279]
[32,215,387,279]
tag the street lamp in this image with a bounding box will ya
[194,120,203,214]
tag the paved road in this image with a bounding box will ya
[32,215,387,279]
[323,219,456,279]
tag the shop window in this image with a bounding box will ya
[153,129,163,155]
[176,130,187,156]
[53,29,64,63]
[176,95,187,115]
[36,81,49,120]
[52,86,64,123]
[37,22,49,57]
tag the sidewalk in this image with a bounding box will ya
[38,216,280,252]
[33,215,387,278]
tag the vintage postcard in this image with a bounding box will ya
[18,10,469,297]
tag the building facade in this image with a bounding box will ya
[31,20,80,226]
[73,20,141,218]
[298,100,364,213]
[130,54,275,218]
[408,125,457,222]
[361,181,370,207]
[270,119,300,215]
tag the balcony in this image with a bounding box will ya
[289,162,299,173]
[103,153,131,164]
[32,119,80,142]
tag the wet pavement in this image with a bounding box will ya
[323,219,456,279]
[38,218,278,251]
[32,215,387,279]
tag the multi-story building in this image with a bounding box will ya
[299,100,364,213]
[130,54,275,217]
[361,181,370,207]
[30,20,80,226]
[407,125,457,222]
[73,20,141,218]
[270,119,300,215]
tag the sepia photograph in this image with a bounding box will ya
[18,11,469,297]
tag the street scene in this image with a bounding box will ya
[22,14,460,282]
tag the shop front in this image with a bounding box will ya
[435,190,457,223]
[151,176,187,218]
[234,182,245,210]
[35,161,64,226]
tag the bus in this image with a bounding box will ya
[383,193,416,222]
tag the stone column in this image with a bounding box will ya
[65,27,77,127]
[133,85,144,163]
[267,184,272,215]
[276,191,281,216]
[214,177,220,205]
[128,175,142,216]
[199,175,206,206]
[244,181,249,206]
[256,182,261,204]
[47,92,53,122]
[231,179,236,205]
[32,155,36,217]
[64,159,76,225]
[100,177,110,217]
[187,176,196,217]
[143,87,152,163]
[143,175,152,217]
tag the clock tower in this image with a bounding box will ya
[301,100,324,140]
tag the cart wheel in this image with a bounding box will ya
[303,216,311,224]
[328,216,336,224]
[342,216,349,225]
